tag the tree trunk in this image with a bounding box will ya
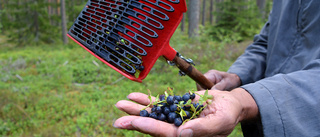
[210,0,214,24]
[181,13,185,32]
[215,0,223,23]
[188,0,200,38]
[34,12,39,42]
[201,0,206,26]
[256,0,266,18]
[61,0,68,44]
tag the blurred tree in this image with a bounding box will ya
[188,0,200,38]
[201,0,206,26]
[209,0,263,42]
[0,2,3,33]
[256,0,266,18]
[210,0,214,24]
[215,0,224,23]
[61,0,68,44]
[180,13,185,32]
[1,0,59,45]
[0,0,86,46]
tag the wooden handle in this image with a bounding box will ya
[172,55,214,89]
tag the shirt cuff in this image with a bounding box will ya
[241,82,285,136]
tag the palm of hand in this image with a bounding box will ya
[114,90,242,137]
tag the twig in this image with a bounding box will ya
[16,74,23,81]
[63,61,69,66]
[92,60,100,67]
[110,76,125,85]
[13,103,31,120]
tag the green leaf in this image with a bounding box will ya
[141,89,153,110]
[164,91,169,98]
[186,99,192,105]
[197,90,213,105]
[155,94,160,102]
[179,101,184,106]
[190,103,196,112]
[120,39,125,43]
[180,109,187,120]
[148,90,152,104]
[167,87,174,96]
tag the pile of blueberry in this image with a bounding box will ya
[139,91,205,127]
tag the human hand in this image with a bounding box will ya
[114,89,258,137]
[197,70,241,91]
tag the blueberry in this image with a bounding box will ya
[193,103,203,111]
[140,110,149,117]
[167,112,177,123]
[170,104,178,112]
[198,104,204,111]
[183,105,191,110]
[157,113,166,121]
[163,106,170,115]
[159,94,165,101]
[183,111,191,119]
[138,66,145,71]
[149,112,157,119]
[135,65,140,70]
[192,103,200,111]
[183,101,191,110]
[174,95,182,102]
[151,106,156,112]
[139,66,144,71]
[182,93,190,102]
[174,100,179,104]
[160,102,167,107]
[193,103,199,108]
[166,96,175,105]
[190,93,196,100]
[155,106,162,114]
[174,117,183,126]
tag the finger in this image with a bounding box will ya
[127,92,156,106]
[204,70,221,84]
[198,70,220,90]
[196,83,205,91]
[131,117,178,137]
[115,100,151,115]
[177,115,231,137]
[211,82,226,90]
[113,116,139,130]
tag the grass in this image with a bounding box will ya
[0,30,249,136]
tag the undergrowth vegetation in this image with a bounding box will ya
[0,27,250,136]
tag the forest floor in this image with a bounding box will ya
[0,33,251,136]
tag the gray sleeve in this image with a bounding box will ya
[227,21,269,85]
[242,60,320,137]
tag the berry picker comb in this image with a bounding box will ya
[68,0,214,89]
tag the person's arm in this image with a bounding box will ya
[228,17,270,85]
[197,16,271,91]
[241,60,320,137]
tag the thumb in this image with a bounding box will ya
[177,117,224,137]
[177,115,234,137]
[211,82,227,91]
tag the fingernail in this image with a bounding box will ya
[179,129,193,137]
[113,122,120,129]
[127,93,134,100]
[115,103,120,109]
